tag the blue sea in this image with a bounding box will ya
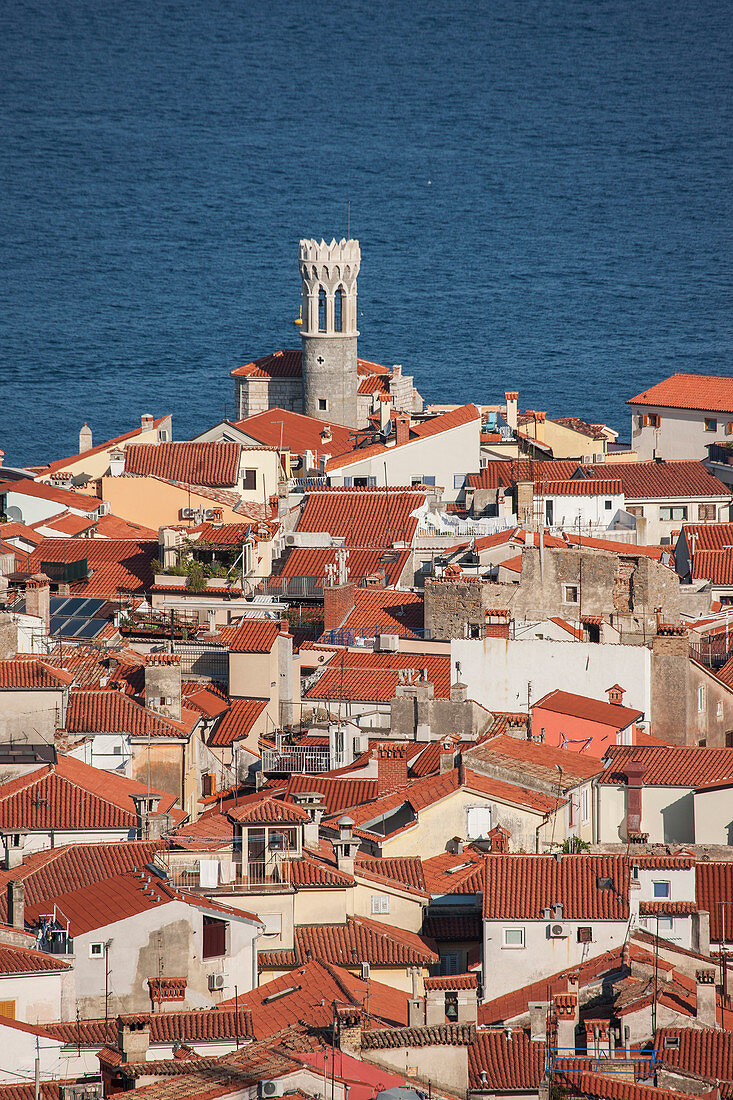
[1,0,731,468]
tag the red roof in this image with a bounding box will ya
[537,479,623,496]
[123,441,241,486]
[0,657,73,689]
[228,796,310,825]
[66,688,192,739]
[554,417,610,440]
[468,1029,545,1091]
[424,973,477,990]
[46,1007,254,1047]
[282,774,378,815]
[33,511,96,536]
[0,942,72,974]
[482,854,630,920]
[0,754,180,831]
[628,372,733,414]
[691,548,733,585]
[274,546,410,587]
[355,856,428,896]
[24,537,156,596]
[468,460,731,501]
[41,415,169,475]
[564,533,669,559]
[209,698,268,746]
[601,744,733,787]
[468,734,603,789]
[654,1027,733,1083]
[0,478,102,513]
[234,408,354,459]
[216,618,283,653]
[94,514,158,539]
[718,656,733,690]
[194,521,275,546]
[305,650,452,703]
[420,850,486,896]
[231,349,303,379]
[296,487,427,546]
[682,522,733,551]
[695,862,733,942]
[533,689,642,729]
[555,1071,708,1100]
[0,840,163,923]
[336,588,424,639]
[325,405,480,471]
[259,915,438,969]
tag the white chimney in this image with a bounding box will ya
[109,448,125,476]
[505,391,518,433]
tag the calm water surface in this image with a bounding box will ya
[1,0,731,465]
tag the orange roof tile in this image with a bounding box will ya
[24,537,156,596]
[336,588,424,638]
[695,863,733,942]
[282,774,378,815]
[654,1027,733,1083]
[325,405,480,471]
[0,656,74,689]
[234,408,354,459]
[0,478,102,513]
[32,510,97,536]
[468,1029,545,1091]
[260,915,438,969]
[468,459,731,501]
[534,689,642,728]
[355,856,428,896]
[482,854,630,920]
[468,734,603,788]
[228,796,310,825]
[682,522,733,551]
[537,479,623,496]
[40,416,169,475]
[0,942,72,974]
[216,617,284,653]
[66,688,192,739]
[628,373,733,414]
[296,486,426,547]
[45,1006,254,1047]
[274,546,410,587]
[564,533,669,559]
[305,650,452,703]
[601,744,733,787]
[123,441,241,486]
[208,698,268,746]
[691,548,733,585]
[93,513,158,539]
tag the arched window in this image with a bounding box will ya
[334,287,344,332]
[318,287,327,332]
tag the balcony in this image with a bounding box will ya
[165,858,294,894]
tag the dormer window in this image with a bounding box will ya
[318,287,327,332]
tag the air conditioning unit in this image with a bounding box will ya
[361,961,370,980]
[549,923,568,938]
[376,634,399,651]
[259,1081,285,1098]
[181,507,198,520]
[208,972,225,991]
[284,533,297,546]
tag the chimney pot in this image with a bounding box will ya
[7,880,25,930]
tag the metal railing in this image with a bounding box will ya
[261,746,331,773]
[165,859,293,893]
[546,1047,657,1077]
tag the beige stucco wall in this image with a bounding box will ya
[38,419,171,481]
[0,969,70,1025]
[0,687,65,746]
[694,786,733,845]
[363,1042,468,1095]
[631,405,731,463]
[98,475,244,528]
[352,880,426,932]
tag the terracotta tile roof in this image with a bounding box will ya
[0,841,162,923]
[181,681,230,719]
[358,374,389,395]
[289,854,354,888]
[296,487,427,546]
[273,546,410,587]
[482,854,630,920]
[467,734,602,790]
[601,744,733,787]
[0,1086,67,1100]
[421,850,486,896]
[718,656,733,690]
[325,405,480,471]
[468,1028,545,1091]
[40,416,169,475]
[123,442,241,486]
[194,521,275,546]
[66,688,192,739]
[425,973,477,990]
[46,1007,254,1046]
[695,862,733,942]
[554,417,609,440]
[228,796,310,825]
[0,942,72,974]
[363,1022,475,1050]
[24,537,157,596]
[692,548,733,585]
[0,754,180,832]
[564,533,669,559]
[0,520,45,549]
[555,1070,706,1100]
[306,650,452,703]
[534,689,642,728]
[355,856,428,896]
[0,656,74,689]
[0,478,102,513]
[468,459,731,501]
[639,901,697,915]
[33,510,97,536]
[94,513,158,538]
[336,588,424,638]
[208,698,268,746]
[234,408,355,459]
[654,1027,733,1083]
[422,913,482,940]
[282,774,378,815]
[260,916,438,969]
[682,522,733,551]
[148,975,187,1002]
[628,373,733,414]
[216,618,283,653]
[537,479,623,496]
[231,349,303,379]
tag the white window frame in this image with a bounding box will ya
[503,927,525,949]
[371,894,390,915]
[89,942,105,959]
[653,880,670,899]
[581,786,590,825]
[698,686,705,713]
[466,805,492,839]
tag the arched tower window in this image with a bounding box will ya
[334,287,344,332]
[318,287,327,332]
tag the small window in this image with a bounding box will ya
[371,894,390,915]
[698,686,705,713]
[726,731,733,748]
[454,474,466,490]
[698,504,717,521]
[704,418,717,432]
[89,942,105,958]
[649,414,660,428]
[242,469,257,491]
[563,585,579,604]
[334,287,343,332]
[318,398,328,412]
[577,927,593,944]
[605,499,612,510]
[664,1036,681,1050]
[698,738,707,747]
[113,745,122,755]
[440,952,460,975]
[581,786,590,825]
[660,506,688,522]
[318,287,327,332]
[423,476,436,487]
[202,916,227,959]
[467,806,492,838]
[503,927,525,949]
[545,500,554,526]
[653,881,670,898]
[158,429,169,442]
[657,917,673,931]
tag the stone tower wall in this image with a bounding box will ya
[299,238,360,428]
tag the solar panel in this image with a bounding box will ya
[75,618,108,639]
[78,598,107,616]
[49,616,67,634]
[56,597,86,615]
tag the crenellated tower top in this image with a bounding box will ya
[298,238,360,337]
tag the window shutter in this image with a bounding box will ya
[344,477,353,487]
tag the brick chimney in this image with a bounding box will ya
[553,985,579,1051]
[336,1006,362,1054]
[504,392,518,433]
[624,762,646,841]
[143,652,182,721]
[606,684,625,706]
[141,414,155,432]
[79,422,93,454]
[117,1016,151,1061]
[395,411,411,447]
[332,816,358,875]
[376,741,409,796]
[695,969,716,1027]
[7,881,24,930]
[323,583,356,632]
[439,736,456,774]
[24,575,50,634]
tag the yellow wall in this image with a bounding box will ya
[352,881,426,932]
[39,419,171,481]
[99,475,243,529]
